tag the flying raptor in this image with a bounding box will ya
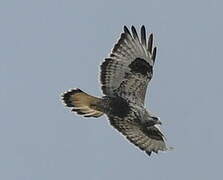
[62,25,170,156]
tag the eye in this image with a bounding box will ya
[152,116,159,121]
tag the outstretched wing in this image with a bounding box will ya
[109,116,167,156]
[100,25,157,105]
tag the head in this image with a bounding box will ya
[143,110,162,126]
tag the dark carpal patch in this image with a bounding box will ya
[109,96,130,118]
[129,58,153,76]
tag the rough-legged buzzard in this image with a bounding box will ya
[62,26,171,156]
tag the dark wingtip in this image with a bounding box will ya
[148,33,153,53]
[124,25,131,35]
[146,151,152,156]
[152,47,157,63]
[141,25,146,46]
[131,26,139,40]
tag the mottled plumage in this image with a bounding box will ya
[62,25,170,156]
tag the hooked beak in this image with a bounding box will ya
[156,120,162,125]
[152,116,162,125]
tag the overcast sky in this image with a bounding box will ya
[1,0,223,179]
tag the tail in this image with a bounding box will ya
[61,88,104,118]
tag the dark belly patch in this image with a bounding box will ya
[109,97,130,118]
[129,58,152,76]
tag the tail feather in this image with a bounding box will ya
[61,89,104,118]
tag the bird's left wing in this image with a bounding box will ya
[108,116,167,156]
[100,25,157,105]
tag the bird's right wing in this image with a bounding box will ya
[108,116,168,156]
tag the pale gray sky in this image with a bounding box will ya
[1,0,223,179]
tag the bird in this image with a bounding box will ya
[61,25,171,156]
